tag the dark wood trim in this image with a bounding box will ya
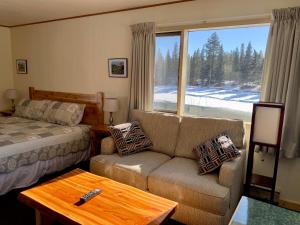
[251,174,273,189]
[251,142,278,148]
[156,31,182,37]
[279,199,300,212]
[7,0,194,28]
[0,24,10,28]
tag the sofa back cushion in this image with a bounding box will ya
[175,116,244,159]
[131,110,180,157]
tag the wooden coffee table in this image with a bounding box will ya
[18,169,177,225]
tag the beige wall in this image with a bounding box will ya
[10,0,300,202]
[0,27,14,110]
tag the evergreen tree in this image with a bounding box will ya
[175,34,266,88]
[242,42,253,82]
[232,47,240,72]
[215,45,224,85]
[165,50,173,84]
[239,43,245,83]
[155,48,166,85]
[199,48,206,84]
[204,32,223,85]
[189,49,202,85]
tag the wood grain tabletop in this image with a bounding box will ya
[18,169,177,225]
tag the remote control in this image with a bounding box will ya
[80,188,102,203]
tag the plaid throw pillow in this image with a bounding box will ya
[193,133,240,175]
[108,121,153,156]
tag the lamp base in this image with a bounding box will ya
[11,99,15,113]
[109,112,114,126]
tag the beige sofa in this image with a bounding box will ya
[90,110,246,225]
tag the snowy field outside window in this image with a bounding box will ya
[154,26,269,121]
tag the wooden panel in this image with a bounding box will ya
[18,169,177,225]
[251,174,273,189]
[279,199,300,212]
[29,87,104,126]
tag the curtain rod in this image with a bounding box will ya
[156,14,271,32]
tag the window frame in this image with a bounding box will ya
[154,18,271,119]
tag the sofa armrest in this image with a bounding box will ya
[219,149,246,209]
[101,136,116,155]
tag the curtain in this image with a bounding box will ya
[129,22,155,114]
[261,7,300,158]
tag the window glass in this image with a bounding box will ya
[185,26,269,121]
[154,33,181,112]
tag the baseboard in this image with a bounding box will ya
[279,199,300,212]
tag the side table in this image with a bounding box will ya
[90,124,110,156]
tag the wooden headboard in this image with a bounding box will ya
[29,87,104,126]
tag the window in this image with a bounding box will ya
[154,24,269,121]
[154,33,181,112]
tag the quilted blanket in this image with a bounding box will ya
[0,116,90,173]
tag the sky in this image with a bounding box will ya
[156,25,270,56]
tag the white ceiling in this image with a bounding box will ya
[0,0,184,27]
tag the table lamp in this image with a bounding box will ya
[103,98,119,126]
[5,89,18,112]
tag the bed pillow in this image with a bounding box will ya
[108,121,153,156]
[193,133,240,175]
[14,99,51,120]
[42,101,85,126]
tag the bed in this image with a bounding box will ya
[0,87,104,195]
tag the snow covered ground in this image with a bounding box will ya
[154,85,260,113]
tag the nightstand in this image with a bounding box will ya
[90,124,110,156]
[0,110,13,117]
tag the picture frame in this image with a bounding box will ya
[16,59,27,74]
[108,58,128,78]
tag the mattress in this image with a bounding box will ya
[0,116,90,173]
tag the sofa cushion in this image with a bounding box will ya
[131,110,180,157]
[148,157,230,215]
[90,151,171,190]
[90,154,120,179]
[108,121,152,156]
[193,133,240,175]
[175,116,244,159]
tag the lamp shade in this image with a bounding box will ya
[252,105,282,145]
[103,98,119,113]
[5,89,17,100]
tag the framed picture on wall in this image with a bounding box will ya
[108,58,128,78]
[16,59,27,74]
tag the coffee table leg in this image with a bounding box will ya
[35,209,41,225]
[35,209,56,225]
